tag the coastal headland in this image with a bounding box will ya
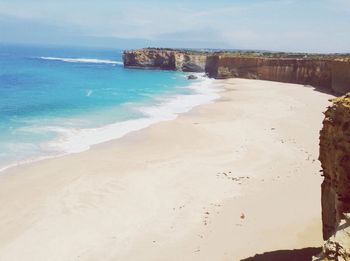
[124,48,350,95]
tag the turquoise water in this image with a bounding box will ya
[0,44,218,171]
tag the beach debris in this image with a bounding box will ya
[203,211,210,225]
[217,172,251,185]
[240,213,245,219]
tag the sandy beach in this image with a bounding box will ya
[0,78,334,261]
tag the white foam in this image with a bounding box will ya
[86,90,93,97]
[39,57,123,65]
[46,74,222,153]
[0,74,223,173]
[0,155,57,173]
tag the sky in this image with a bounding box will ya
[0,0,349,53]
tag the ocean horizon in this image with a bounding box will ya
[0,44,219,172]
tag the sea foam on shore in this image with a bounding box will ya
[0,71,221,172]
[46,75,221,153]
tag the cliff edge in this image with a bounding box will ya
[123,48,207,72]
[314,94,350,260]
[206,55,332,91]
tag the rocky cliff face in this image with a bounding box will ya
[332,61,350,95]
[123,49,350,95]
[206,55,350,95]
[314,94,350,260]
[123,49,176,70]
[174,52,207,72]
[207,56,333,91]
[123,48,207,72]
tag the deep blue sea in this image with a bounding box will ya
[0,44,218,171]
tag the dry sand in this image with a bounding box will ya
[0,79,334,261]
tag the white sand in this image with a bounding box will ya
[0,79,333,261]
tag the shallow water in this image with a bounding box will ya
[0,44,219,171]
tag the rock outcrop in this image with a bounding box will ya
[174,52,207,72]
[123,49,176,70]
[187,74,198,80]
[123,48,350,95]
[314,94,350,260]
[123,48,207,72]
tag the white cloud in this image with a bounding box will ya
[0,0,349,52]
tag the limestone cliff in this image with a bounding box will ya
[314,94,350,260]
[123,48,207,72]
[123,48,350,95]
[207,55,350,95]
[123,49,176,70]
[174,52,207,72]
[206,56,332,91]
[332,61,350,95]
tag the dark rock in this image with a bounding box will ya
[187,75,198,80]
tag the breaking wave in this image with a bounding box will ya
[39,57,123,65]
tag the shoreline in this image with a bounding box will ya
[0,74,220,174]
[0,78,334,260]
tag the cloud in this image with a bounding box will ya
[0,0,349,52]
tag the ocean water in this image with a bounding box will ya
[0,44,219,171]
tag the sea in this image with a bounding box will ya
[0,44,219,172]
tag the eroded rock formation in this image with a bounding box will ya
[332,60,350,95]
[206,55,332,90]
[123,48,207,72]
[123,48,350,95]
[123,49,176,70]
[314,94,350,260]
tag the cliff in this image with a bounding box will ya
[332,61,350,95]
[206,55,350,95]
[123,49,176,70]
[206,56,333,91]
[174,51,207,72]
[123,48,207,72]
[314,94,350,260]
[123,48,350,95]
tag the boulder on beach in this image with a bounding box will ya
[187,74,198,80]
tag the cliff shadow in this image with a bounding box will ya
[310,85,335,95]
[240,247,321,261]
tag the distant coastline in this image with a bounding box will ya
[123,48,350,95]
